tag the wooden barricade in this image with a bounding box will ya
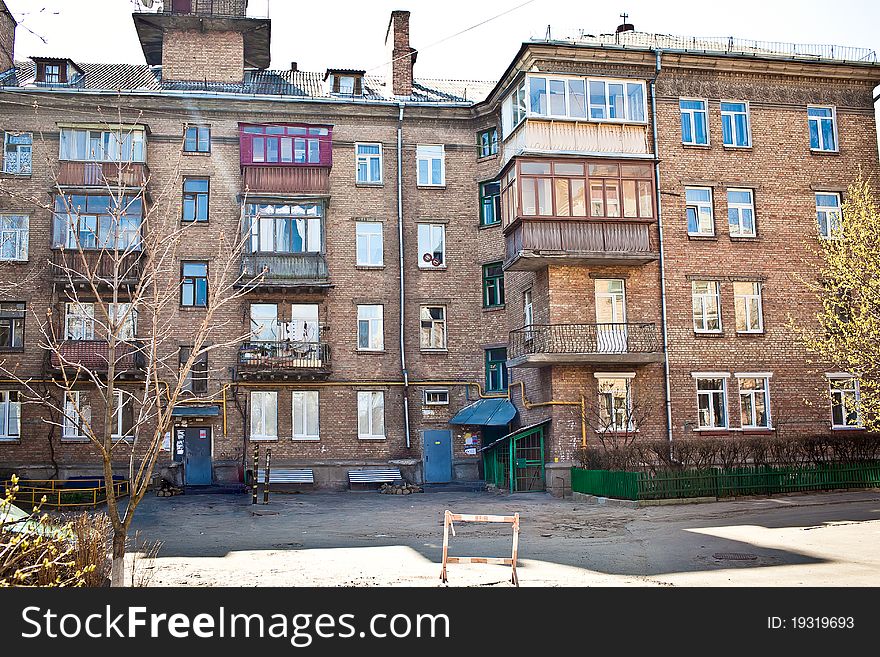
[440,510,520,586]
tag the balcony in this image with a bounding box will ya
[50,249,142,287]
[239,253,330,291]
[508,323,664,367]
[50,340,145,377]
[242,166,330,195]
[237,341,331,380]
[56,161,148,189]
[503,119,650,164]
[504,219,657,271]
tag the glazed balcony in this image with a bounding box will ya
[50,340,145,377]
[503,119,650,165]
[237,341,331,380]
[508,323,664,367]
[239,253,330,291]
[56,161,149,189]
[50,249,142,287]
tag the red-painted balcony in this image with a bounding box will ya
[239,123,332,195]
[56,161,149,189]
[50,340,145,377]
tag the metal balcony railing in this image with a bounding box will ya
[238,341,331,373]
[508,323,661,360]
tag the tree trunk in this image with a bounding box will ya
[111,529,127,587]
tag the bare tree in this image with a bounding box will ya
[575,380,653,470]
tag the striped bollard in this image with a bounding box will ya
[252,444,259,505]
[263,447,272,504]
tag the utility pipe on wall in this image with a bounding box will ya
[396,102,412,449]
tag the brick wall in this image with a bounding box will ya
[162,29,244,83]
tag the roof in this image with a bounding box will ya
[480,419,550,452]
[449,397,517,427]
[171,405,220,417]
[0,61,494,104]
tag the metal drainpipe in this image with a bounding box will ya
[650,49,674,446]
[397,102,412,449]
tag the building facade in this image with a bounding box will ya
[0,2,878,492]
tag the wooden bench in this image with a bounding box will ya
[257,468,314,484]
[348,468,403,487]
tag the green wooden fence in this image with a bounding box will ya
[571,461,880,501]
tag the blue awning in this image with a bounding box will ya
[172,405,220,417]
[449,397,517,427]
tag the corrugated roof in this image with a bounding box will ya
[449,397,517,427]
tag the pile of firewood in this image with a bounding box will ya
[156,479,184,497]
[378,482,423,495]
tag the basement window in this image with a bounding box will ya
[424,389,449,406]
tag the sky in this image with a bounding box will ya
[4,0,880,82]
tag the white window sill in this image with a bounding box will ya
[693,427,730,432]
[292,437,320,442]
[357,348,386,354]
[736,330,764,335]
[0,437,20,443]
[810,149,839,155]
[417,184,446,190]
[61,437,90,443]
[418,266,447,271]
[682,142,710,148]
[355,263,385,269]
[250,437,278,442]
[687,232,716,238]
[420,348,448,354]
[355,181,384,187]
[722,144,753,150]
[831,426,864,431]
[358,436,386,441]
[694,330,723,335]
[0,258,28,263]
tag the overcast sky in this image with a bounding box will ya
[5,0,880,81]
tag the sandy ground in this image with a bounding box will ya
[127,488,880,587]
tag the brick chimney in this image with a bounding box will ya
[0,0,16,73]
[385,10,417,97]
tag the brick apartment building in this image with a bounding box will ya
[0,1,878,493]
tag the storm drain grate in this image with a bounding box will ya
[713,552,758,561]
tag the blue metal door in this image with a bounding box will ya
[184,426,212,486]
[423,430,452,483]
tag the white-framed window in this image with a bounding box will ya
[680,99,708,145]
[0,214,28,261]
[292,390,319,440]
[356,143,383,184]
[501,78,527,137]
[737,375,771,429]
[108,303,137,340]
[727,189,756,237]
[523,289,533,328]
[0,390,20,440]
[3,132,32,174]
[692,281,722,333]
[720,101,751,147]
[62,390,89,440]
[694,375,728,429]
[250,303,279,342]
[357,390,385,439]
[733,282,763,333]
[580,78,646,122]
[417,223,445,268]
[357,304,384,351]
[416,144,445,186]
[112,389,135,440]
[355,221,383,266]
[59,127,146,163]
[420,305,447,350]
[65,302,95,340]
[250,391,278,440]
[596,377,633,431]
[424,389,449,406]
[808,106,838,152]
[685,187,713,236]
[828,375,861,428]
[816,192,842,239]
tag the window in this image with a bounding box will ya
[727,189,756,237]
[692,281,721,333]
[182,178,209,222]
[501,79,527,137]
[181,262,208,308]
[0,390,20,440]
[816,192,842,239]
[420,306,447,350]
[249,304,278,342]
[250,391,278,440]
[245,202,323,254]
[356,222,383,266]
[680,99,708,145]
[721,102,751,147]
[597,378,632,431]
[239,124,332,167]
[59,127,146,162]
[808,106,837,152]
[290,304,319,342]
[292,391,319,440]
[417,145,445,186]
[356,143,382,184]
[523,290,533,328]
[0,303,24,350]
[480,181,501,226]
[357,305,384,351]
[685,188,713,236]
[180,346,208,394]
[65,302,94,340]
[829,377,861,428]
[734,282,763,333]
[738,376,770,428]
[112,390,135,440]
[485,348,508,393]
[357,391,385,439]
[43,64,61,83]
[52,194,142,251]
[482,262,505,308]
[478,127,498,157]
[0,214,28,261]
[108,303,137,340]
[424,389,449,406]
[62,390,89,440]
[527,76,646,122]
[417,223,445,268]
[184,125,210,153]
[4,132,32,174]
[696,377,727,428]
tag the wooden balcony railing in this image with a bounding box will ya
[56,161,149,188]
[240,253,330,289]
[50,249,142,285]
[508,323,663,366]
[238,341,331,377]
[50,340,145,374]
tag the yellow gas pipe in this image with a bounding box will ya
[508,380,588,448]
